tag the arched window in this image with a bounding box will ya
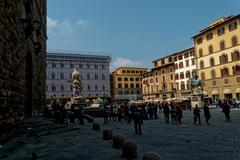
[87,64,90,69]
[210,57,215,66]
[79,64,83,69]
[208,45,213,54]
[201,72,205,80]
[200,60,204,69]
[124,83,128,88]
[220,54,228,64]
[136,83,140,88]
[102,74,105,79]
[232,36,238,46]
[95,84,98,91]
[87,85,91,91]
[60,73,64,79]
[102,85,105,91]
[52,72,55,79]
[180,81,185,90]
[61,85,64,91]
[232,65,240,75]
[87,74,90,79]
[232,50,240,61]
[221,67,229,77]
[220,40,225,50]
[130,83,134,88]
[52,84,56,91]
[198,48,203,57]
[94,64,98,69]
[118,83,122,88]
[95,74,98,79]
[211,69,216,79]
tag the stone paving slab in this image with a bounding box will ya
[0,109,240,160]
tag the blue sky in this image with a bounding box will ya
[47,0,240,70]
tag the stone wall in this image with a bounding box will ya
[0,0,46,144]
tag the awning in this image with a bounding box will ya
[236,88,240,93]
[203,91,208,95]
[224,89,232,94]
[212,90,219,95]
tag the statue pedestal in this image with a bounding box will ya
[65,96,87,110]
[190,94,203,108]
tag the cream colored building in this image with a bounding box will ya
[193,14,240,101]
[111,67,147,100]
[142,55,176,100]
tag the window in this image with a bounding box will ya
[52,72,55,79]
[168,57,172,62]
[87,64,90,69]
[79,64,83,69]
[211,69,216,79]
[52,84,56,91]
[124,83,128,88]
[199,48,203,57]
[191,58,195,65]
[70,64,74,68]
[61,85,64,91]
[221,67,229,77]
[179,62,183,68]
[61,63,64,68]
[118,90,122,95]
[95,84,98,91]
[200,72,205,80]
[174,57,178,61]
[212,81,216,86]
[135,78,139,81]
[117,77,122,81]
[220,41,225,50]
[70,85,73,91]
[178,55,183,60]
[87,85,91,91]
[170,74,173,80]
[224,79,228,84]
[102,85,105,91]
[228,21,237,31]
[197,37,202,44]
[154,62,158,67]
[118,83,122,88]
[231,50,240,61]
[95,74,98,79]
[233,65,240,75]
[94,64,98,69]
[232,36,238,46]
[127,70,130,73]
[60,73,64,79]
[175,74,179,80]
[52,63,56,68]
[200,60,204,69]
[186,71,191,78]
[161,59,165,65]
[130,78,134,81]
[184,53,189,58]
[217,27,225,36]
[136,83,140,88]
[130,83,134,88]
[206,33,213,41]
[102,64,105,69]
[185,60,189,67]
[208,45,213,54]
[174,63,178,69]
[210,57,215,66]
[102,74,105,80]
[180,81,185,90]
[87,74,90,79]
[180,72,184,79]
[190,51,195,56]
[124,77,128,81]
[122,70,126,73]
[219,54,228,64]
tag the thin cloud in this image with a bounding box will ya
[47,16,58,29]
[111,57,146,71]
[77,20,89,29]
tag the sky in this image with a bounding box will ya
[47,0,240,70]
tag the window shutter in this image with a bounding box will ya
[231,52,234,61]
[232,66,236,75]
[219,56,222,64]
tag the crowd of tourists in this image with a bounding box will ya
[45,96,236,135]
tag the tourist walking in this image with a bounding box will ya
[193,105,201,125]
[222,100,231,122]
[176,104,183,124]
[203,103,211,125]
[170,102,177,124]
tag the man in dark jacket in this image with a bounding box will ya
[203,103,211,125]
[193,105,201,125]
[133,106,142,135]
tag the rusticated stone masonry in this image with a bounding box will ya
[0,0,47,144]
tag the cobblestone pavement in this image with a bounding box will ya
[1,109,240,160]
